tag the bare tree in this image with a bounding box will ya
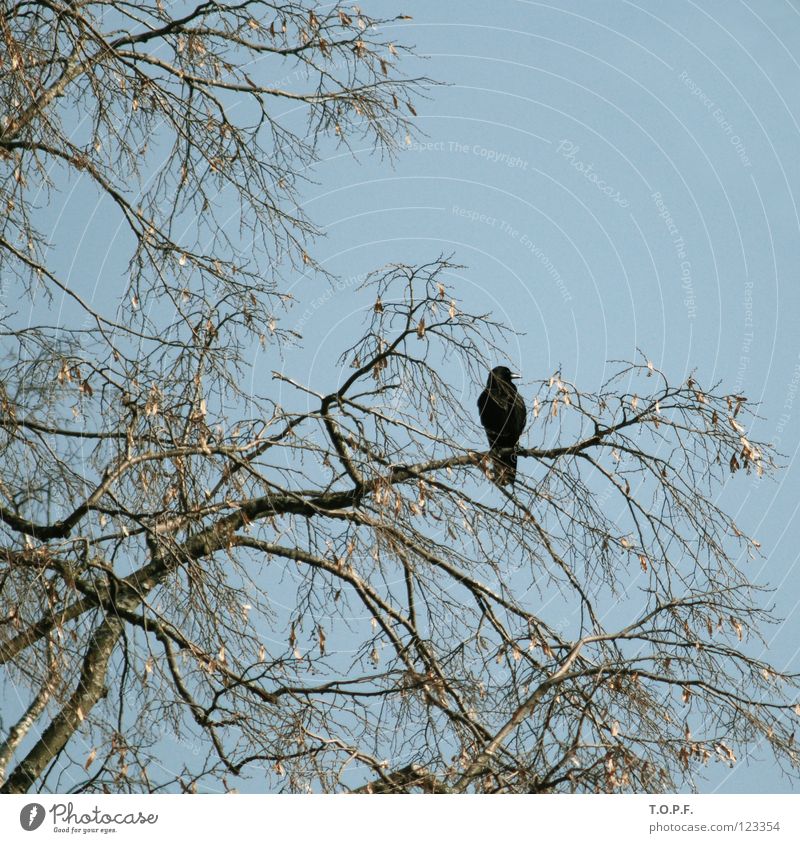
[1,1,798,795]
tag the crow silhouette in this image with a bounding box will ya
[477,366,527,486]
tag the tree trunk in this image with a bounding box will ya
[1,616,121,793]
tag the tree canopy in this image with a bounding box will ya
[0,1,798,794]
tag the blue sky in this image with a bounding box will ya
[5,0,800,794]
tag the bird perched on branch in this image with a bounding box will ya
[477,365,527,486]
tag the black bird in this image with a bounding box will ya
[477,365,527,486]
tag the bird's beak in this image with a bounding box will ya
[510,373,520,380]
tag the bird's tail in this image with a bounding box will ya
[491,450,517,486]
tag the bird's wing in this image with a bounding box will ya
[477,389,501,446]
[477,388,491,425]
